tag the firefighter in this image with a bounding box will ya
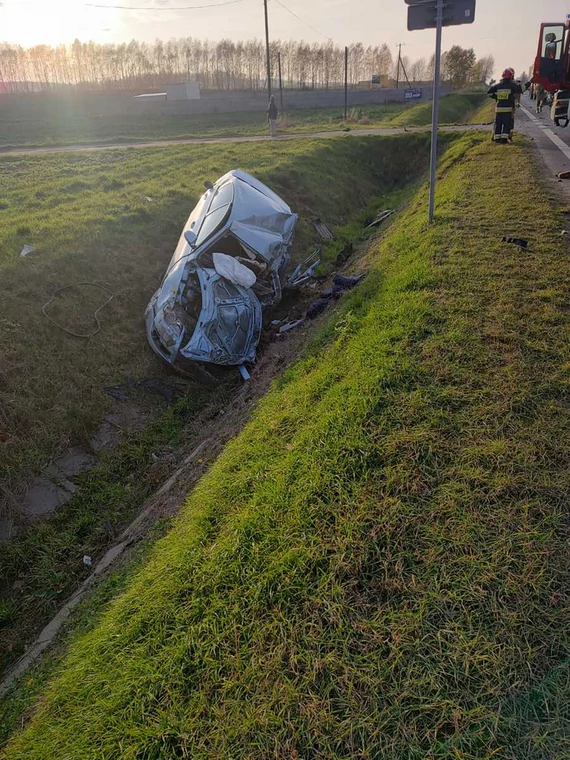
[487,68,525,143]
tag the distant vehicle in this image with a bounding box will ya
[145,170,300,381]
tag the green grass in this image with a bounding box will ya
[0,135,432,488]
[468,96,495,124]
[3,133,570,758]
[0,514,176,747]
[388,92,487,127]
[0,95,408,148]
[0,93,483,149]
[0,134,434,677]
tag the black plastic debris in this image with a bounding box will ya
[106,386,130,402]
[502,237,528,249]
[306,274,365,320]
[312,218,335,240]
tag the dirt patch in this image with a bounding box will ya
[90,403,156,455]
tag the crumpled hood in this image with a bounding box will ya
[180,268,262,366]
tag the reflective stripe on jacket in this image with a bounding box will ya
[488,79,523,114]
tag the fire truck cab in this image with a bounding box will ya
[534,21,570,127]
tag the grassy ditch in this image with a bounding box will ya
[3,132,570,758]
[0,134,434,675]
[388,92,486,127]
[0,134,432,490]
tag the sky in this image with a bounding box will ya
[0,0,566,78]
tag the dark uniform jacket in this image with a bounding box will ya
[268,101,279,119]
[487,79,524,113]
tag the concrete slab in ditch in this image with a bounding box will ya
[20,477,74,517]
[53,446,97,479]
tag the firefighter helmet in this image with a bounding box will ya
[502,68,514,79]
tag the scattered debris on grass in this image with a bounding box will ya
[41,282,114,339]
[305,273,365,319]
[278,318,305,334]
[365,209,395,228]
[238,365,251,381]
[312,218,335,240]
[502,236,529,249]
[285,248,321,290]
[19,245,36,258]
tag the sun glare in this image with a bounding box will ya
[1,0,121,46]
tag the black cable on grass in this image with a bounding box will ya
[42,282,115,339]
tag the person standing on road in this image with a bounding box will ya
[268,95,278,138]
[488,68,525,143]
[535,83,546,114]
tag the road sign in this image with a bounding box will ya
[405,0,476,221]
[407,0,475,31]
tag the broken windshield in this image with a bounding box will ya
[195,182,234,246]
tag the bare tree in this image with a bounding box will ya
[409,57,427,83]
[0,38,494,93]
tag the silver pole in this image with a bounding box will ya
[428,0,443,222]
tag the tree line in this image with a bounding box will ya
[0,38,494,93]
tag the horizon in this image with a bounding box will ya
[0,0,559,79]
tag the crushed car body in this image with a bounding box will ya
[145,170,299,372]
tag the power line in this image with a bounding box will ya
[271,0,331,42]
[84,0,242,9]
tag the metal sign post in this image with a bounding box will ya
[428,0,443,222]
[405,0,476,221]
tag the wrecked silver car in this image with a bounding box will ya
[145,170,299,375]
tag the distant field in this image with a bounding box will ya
[0,96,403,148]
[0,92,485,148]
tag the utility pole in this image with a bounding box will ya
[395,43,404,89]
[344,46,348,121]
[277,52,284,112]
[264,0,272,99]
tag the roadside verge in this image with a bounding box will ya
[4,132,570,759]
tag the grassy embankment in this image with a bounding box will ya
[388,92,486,127]
[0,134,433,675]
[0,92,484,148]
[468,96,495,124]
[3,132,570,758]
